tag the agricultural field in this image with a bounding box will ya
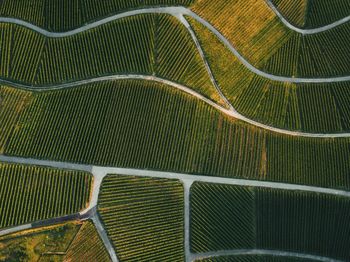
[4,80,350,190]
[0,86,32,153]
[191,0,350,78]
[0,222,81,261]
[0,14,221,105]
[191,182,350,261]
[98,174,184,261]
[0,220,108,261]
[0,162,92,229]
[0,0,195,31]
[189,17,350,133]
[271,0,350,28]
[195,255,315,262]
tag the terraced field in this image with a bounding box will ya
[271,0,350,28]
[0,162,92,229]
[98,174,184,261]
[0,0,195,31]
[191,182,350,261]
[189,17,350,133]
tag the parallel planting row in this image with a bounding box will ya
[98,174,184,261]
[195,256,315,262]
[191,0,350,77]
[0,14,221,105]
[189,17,350,133]
[4,80,350,190]
[271,0,350,29]
[190,182,350,261]
[0,0,195,31]
[0,162,92,228]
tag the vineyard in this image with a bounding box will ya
[195,255,314,262]
[0,86,32,153]
[190,182,256,252]
[189,17,350,133]
[98,174,184,261]
[0,162,92,228]
[191,0,350,78]
[0,14,220,104]
[190,183,350,261]
[0,0,195,31]
[64,221,111,262]
[5,80,350,190]
[0,222,81,261]
[271,0,350,29]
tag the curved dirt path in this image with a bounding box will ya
[265,0,350,34]
[1,7,350,83]
[2,75,350,138]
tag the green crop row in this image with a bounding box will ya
[191,0,350,78]
[0,86,32,153]
[64,221,111,262]
[5,80,350,190]
[271,0,350,29]
[196,255,314,262]
[98,174,184,261]
[0,14,219,105]
[189,17,350,133]
[191,182,350,261]
[0,0,195,31]
[0,162,92,228]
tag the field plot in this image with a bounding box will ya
[0,222,80,261]
[0,86,32,153]
[196,255,314,262]
[5,80,350,190]
[0,0,195,31]
[191,182,350,261]
[189,17,350,133]
[64,221,111,262]
[271,0,350,29]
[191,0,350,77]
[98,174,184,261]
[0,162,92,229]
[0,220,108,261]
[0,14,219,104]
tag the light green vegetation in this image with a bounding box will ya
[191,0,350,77]
[191,182,350,261]
[98,174,184,261]
[0,162,92,229]
[0,14,221,105]
[0,222,80,262]
[189,16,350,133]
[271,0,350,29]
[196,255,315,262]
[0,86,32,153]
[0,0,195,31]
[0,220,108,262]
[5,80,350,190]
